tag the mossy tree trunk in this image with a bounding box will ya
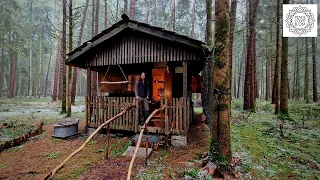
[272,0,281,115]
[61,0,67,113]
[209,0,232,168]
[280,0,289,114]
[67,0,73,117]
[311,38,318,102]
[229,0,237,98]
[243,0,258,111]
[305,38,310,103]
[203,0,213,126]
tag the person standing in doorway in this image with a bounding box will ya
[135,72,150,124]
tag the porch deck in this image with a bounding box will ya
[86,96,193,135]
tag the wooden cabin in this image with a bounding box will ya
[66,14,206,136]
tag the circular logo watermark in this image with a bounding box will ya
[283,4,317,37]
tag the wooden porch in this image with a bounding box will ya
[86,96,193,135]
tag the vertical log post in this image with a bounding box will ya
[87,67,91,127]
[183,61,187,99]
[183,61,187,135]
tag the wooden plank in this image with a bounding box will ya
[138,36,141,63]
[110,97,113,129]
[108,97,112,129]
[131,97,134,131]
[124,36,127,64]
[116,97,120,130]
[174,98,178,134]
[165,98,169,135]
[97,96,100,126]
[121,97,124,130]
[187,98,190,133]
[142,36,144,63]
[123,97,129,131]
[183,98,187,135]
[179,98,183,134]
[85,96,88,127]
[150,37,155,62]
[147,38,150,63]
[183,61,187,99]
[87,67,91,126]
[130,35,133,64]
[127,97,131,131]
[135,97,139,133]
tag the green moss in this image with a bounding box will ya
[213,104,228,112]
[215,14,230,43]
[209,138,228,170]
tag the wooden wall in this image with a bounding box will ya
[86,31,203,67]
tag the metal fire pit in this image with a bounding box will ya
[53,119,79,138]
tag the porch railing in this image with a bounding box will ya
[85,96,193,135]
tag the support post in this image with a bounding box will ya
[87,67,92,127]
[183,61,187,99]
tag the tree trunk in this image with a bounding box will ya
[229,0,237,98]
[305,37,310,103]
[37,23,43,98]
[169,0,176,31]
[124,0,128,14]
[52,40,62,101]
[203,0,213,126]
[71,0,90,104]
[191,0,196,37]
[92,0,95,37]
[244,0,258,111]
[237,12,246,99]
[91,0,99,98]
[44,40,53,97]
[61,0,67,113]
[104,0,108,29]
[28,1,33,97]
[9,33,18,98]
[67,0,73,117]
[95,0,100,35]
[293,40,297,100]
[210,0,231,167]
[295,40,300,100]
[265,26,270,100]
[311,37,318,102]
[0,45,3,98]
[129,0,136,19]
[280,0,289,114]
[116,0,119,19]
[272,0,281,115]
[145,0,150,23]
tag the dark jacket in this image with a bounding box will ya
[135,79,149,98]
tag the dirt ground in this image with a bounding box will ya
[0,98,210,180]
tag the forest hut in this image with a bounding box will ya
[66,14,207,136]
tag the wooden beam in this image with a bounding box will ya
[183,61,187,99]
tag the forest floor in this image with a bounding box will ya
[0,97,319,179]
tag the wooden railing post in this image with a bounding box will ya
[165,98,169,135]
[135,98,139,133]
